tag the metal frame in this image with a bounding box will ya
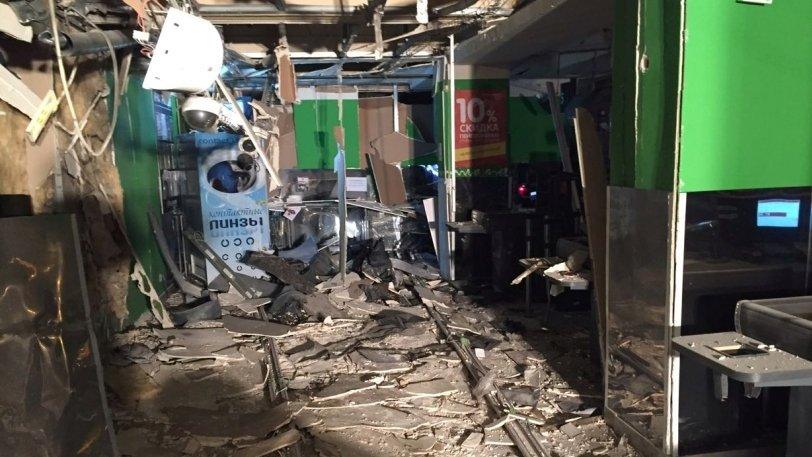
[197,4,500,25]
[437,39,457,280]
[665,192,687,456]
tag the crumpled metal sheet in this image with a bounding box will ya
[0,215,117,456]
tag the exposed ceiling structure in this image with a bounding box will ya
[201,0,518,64]
[3,0,611,91]
[454,0,613,72]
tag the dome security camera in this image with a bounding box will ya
[181,96,223,132]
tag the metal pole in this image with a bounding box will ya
[335,147,347,280]
[422,302,550,457]
[447,34,457,281]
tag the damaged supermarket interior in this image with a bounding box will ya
[1,0,811,456]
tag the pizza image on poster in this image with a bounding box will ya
[454,88,508,168]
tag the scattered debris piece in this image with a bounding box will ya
[233,428,301,457]
[461,431,484,448]
[402,379,458,397]
[312,376,377,401]
[390,257,441,280]
[222,314,291,337]
[286,339,329,363]
[170,299,222,326]
[242,250,316,293]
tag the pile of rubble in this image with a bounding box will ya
[105,248,638,456]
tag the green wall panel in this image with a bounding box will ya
[679,0,812,192]
[436,78,452,171]
[508,95,559,163]
[293,99,360,169]
[634,0,681,191]
[113,75,167,319]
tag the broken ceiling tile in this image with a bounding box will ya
[233,429,301,457]
[559,420,583,438]
[303,293,349,320]
[317,271,361,292]
[523,366,548,388]
[401,379,458,398]
[310,426,424,456]
[305,387,410,410]
[348,350,413,374]
[222,315,291,337]
[460,431,484,448]
[170,299,222,327]
[314,404,430,431]
[154,327,239,361]
[231,297,273,314]
[413,285,443,305]
[502,385,539,407]
[241,250,315,293]
[293,410,324,429]
[356,348,409,363]
[312,375,377,401]
[389,258,440,280]
[296,359,335,375]
[165,402,303,440]
[286,338,329,363]
[403,435,438,454]
[435,399,479,415]
[447,313,482,335]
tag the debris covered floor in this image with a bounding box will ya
[106,257,636,457]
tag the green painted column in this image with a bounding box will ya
[112,74,168,319]
[610,0,812,193]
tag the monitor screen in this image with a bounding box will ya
[756,199,801,228]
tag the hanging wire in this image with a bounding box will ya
[48,0,123,158]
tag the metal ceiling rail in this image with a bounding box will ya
[197,4,481,25]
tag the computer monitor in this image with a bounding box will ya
[756,199,801,228]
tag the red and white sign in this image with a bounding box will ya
[454,88,507,168]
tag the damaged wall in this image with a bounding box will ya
[0,43,136,332]
[360,96,437,167]
[293,86,360,169]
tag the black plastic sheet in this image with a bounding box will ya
[0,215,117,456]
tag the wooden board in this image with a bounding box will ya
[574,108,607,358]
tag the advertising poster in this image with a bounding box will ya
[195,133,270,284]
[454,87,508,168]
